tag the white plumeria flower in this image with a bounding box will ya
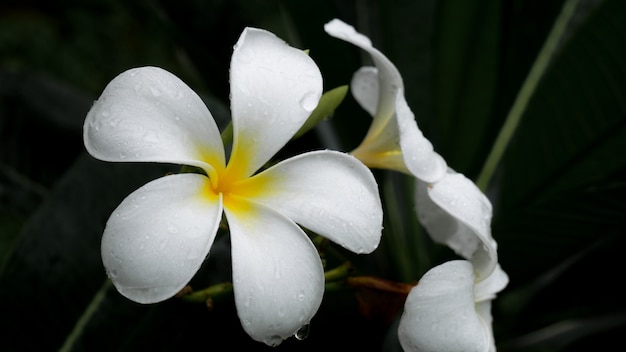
[415,170,498,281]
[324,18,508,351]
[324,19,447,183]
[83,27,383,346]
[398,260,509,352]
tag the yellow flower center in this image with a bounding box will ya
[200,149,273,216]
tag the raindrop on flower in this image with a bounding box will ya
[299,92,318,112]
[294,324,310,341]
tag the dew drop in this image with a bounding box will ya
[294,324,310,341]
[299,92,318,112]
[108,269,118,278]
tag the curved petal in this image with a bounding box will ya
[237,150,383,254]
[475,264,509,301]
[326,20,446,182]
[225,198,324,346]
[351,66,379,116]
[101,173,222,304]
[350,66,408,172]
[227,27,323,179]
[84,66,225,174]
[325,19,402,135]
[476,300,497,352]
[398,260,491,352]
[415,171,497,280]
[396,92,447,183]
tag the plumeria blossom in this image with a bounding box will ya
[324,19,447,183]
[398,260,509,352]
[324,19,509,351]
[83,27,383,346]
[409,171,508,351]
[415,170,498,281]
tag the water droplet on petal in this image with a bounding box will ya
[294,324,310,341]
[299,92,318,112]
[108,269,118,278]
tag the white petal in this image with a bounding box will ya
[351,66,379,116]
[84,66,225,172]
[415,171,497,280]
[228,27,323,178]
[324,19,402,132]
[101,173,222,304]
[326,20,446,182]
[475,264,509,301]
[476,300,497,352]
[398,260,491,352]
[396,92,447,183]
[243,150,383,254]
[225,198,324,346]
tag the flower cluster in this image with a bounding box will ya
[325,19,509,352]
[83,18,508,351]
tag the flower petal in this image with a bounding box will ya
[415,171,497,280]
[101,173,222,304]
[397,260,491,352]
[396,92,447,183]
[84,66,225,173]
[351,66,379,116]
[324,19,402,133]
[326,20,446,182]
[475,264,509,302]
[227,27,323,179]
[476,300,497,352]
[240,150,383,254]
[224,198,324,346]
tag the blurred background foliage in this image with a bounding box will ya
[1,0,625,351]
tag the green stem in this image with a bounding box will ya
[58,279,112,352]
[476,0,581,191]
[324,261,353,282]
[180,282,233,303]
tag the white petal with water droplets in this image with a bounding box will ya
[398,260,490,352]
[247,150,383,254]
[395,92,447,183]
[228,27,323,178]
[324,19,402,129]
[101,173,222,304]
[225,199,324,347]
[84,66,225,172]
[326,19,446,181]
[416,171,497,280]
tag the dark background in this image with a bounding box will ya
[1,0,625,351]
